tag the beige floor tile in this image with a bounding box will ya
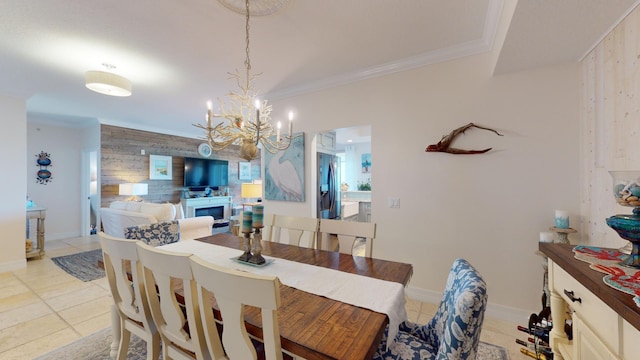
[35,277,92,299]
[0,291,41,313]
[73,311,113,336]
[57,295,112,325]
[0,313,68,352]
[0,328,80,360]
[45,284,110,312]
[23,272,82,291]
[0,283,31,300]
[0,273,21,289]
[0,301,53,331]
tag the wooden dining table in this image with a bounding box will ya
[105,232,413,360]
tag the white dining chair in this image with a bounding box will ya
[262,212,275,242]
[99,232,160,360]
[136,242,211,360]
[271,215,319,248]
[190,255,285,360]
[319,219,376,257]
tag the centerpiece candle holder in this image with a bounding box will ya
[248,205,265,265]
[238,210,253,262]
[606,171,640,268]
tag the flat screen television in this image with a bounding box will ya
[184,157,229,189]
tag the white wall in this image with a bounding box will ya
[27,120,83,240]
[0,95,27,271]
[268,52,580,319]
[342,142,372,191]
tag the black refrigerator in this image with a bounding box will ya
[317,152,341,219]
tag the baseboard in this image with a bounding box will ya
[45,231,82,241]
[405,285,530,324]
[0,258,27,272]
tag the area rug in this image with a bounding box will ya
[51,249,105,282]
[35,327,509,360]
[573,245,640,307]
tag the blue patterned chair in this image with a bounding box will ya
[374,258,488,360]
[124,220,180,246]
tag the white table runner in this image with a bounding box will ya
[159,239,407,345]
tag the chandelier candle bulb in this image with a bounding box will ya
[288,111,293,136]
[242,211,253,233]
[277,121,281,142]
[555,210,569,229]
[252,205,264,228]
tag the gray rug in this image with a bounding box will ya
[35,327,509,360]
[51,249,105,282]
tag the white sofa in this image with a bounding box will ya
[100,201,214,240]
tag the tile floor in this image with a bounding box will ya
[0,235,529,359]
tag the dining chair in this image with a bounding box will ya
[99,232,160,360]
[318,219,376,257]
[271,215,319,248]
[262,212,275,242]
[136,242,211,360]
[190,255,285,360]
[373,258,488,360]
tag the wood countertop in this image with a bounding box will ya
[539,242,640,332]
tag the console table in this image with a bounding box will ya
[26,207,46,259]
[539,242,640,359]
[181,196,232,220]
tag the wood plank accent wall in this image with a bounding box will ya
[100,125,261,209]
[581,4,640,246]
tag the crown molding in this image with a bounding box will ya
[268,0,503,100]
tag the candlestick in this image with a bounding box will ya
[206,101,213,128]
[276,121,281,143]
[252,205,264,228]
[539,232,554,243]
[241,211,253,233]
[248,228,265,265]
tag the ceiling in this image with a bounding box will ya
[1,0,637,140]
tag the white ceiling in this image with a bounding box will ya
[0,0,637,139]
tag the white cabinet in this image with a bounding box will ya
[317,132,336,154]
[359,201,371,223]
[542,243,640,360]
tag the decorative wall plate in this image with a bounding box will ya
[198,143,212,157]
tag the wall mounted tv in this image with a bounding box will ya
[184,157,229,189]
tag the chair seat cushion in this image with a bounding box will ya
[373,327,437,360]
[125,220,180,246]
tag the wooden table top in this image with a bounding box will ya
[195,233,413,360]
[539,242,640,332]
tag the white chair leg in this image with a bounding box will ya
[110,303,121,359]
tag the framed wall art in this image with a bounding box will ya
[264,133,305,202]
[149,155,172,180]
[238,161,252,180]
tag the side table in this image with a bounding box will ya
[26,207,46,259]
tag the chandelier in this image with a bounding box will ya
[193,0,294,161]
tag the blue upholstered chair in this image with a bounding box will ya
[124,220,180,246]
[374,258,488,360]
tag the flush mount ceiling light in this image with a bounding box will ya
[85,63,132,97]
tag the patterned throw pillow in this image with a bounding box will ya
[124,221,180,246]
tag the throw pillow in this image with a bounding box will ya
[124,220,180,246]
[140,202,175,222]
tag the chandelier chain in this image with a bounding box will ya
[244,0,251,87]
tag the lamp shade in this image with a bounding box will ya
[119,183,148,196]
[241,183,262,198]
[85,70,132,97]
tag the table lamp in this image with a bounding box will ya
[241,182,262,209]
[119,183,148,202]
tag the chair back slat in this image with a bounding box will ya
[191,255,283,360]
[99,232,160,360]
[272,215,319,248]
[319,219,376,257]
[136,242,210,360]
